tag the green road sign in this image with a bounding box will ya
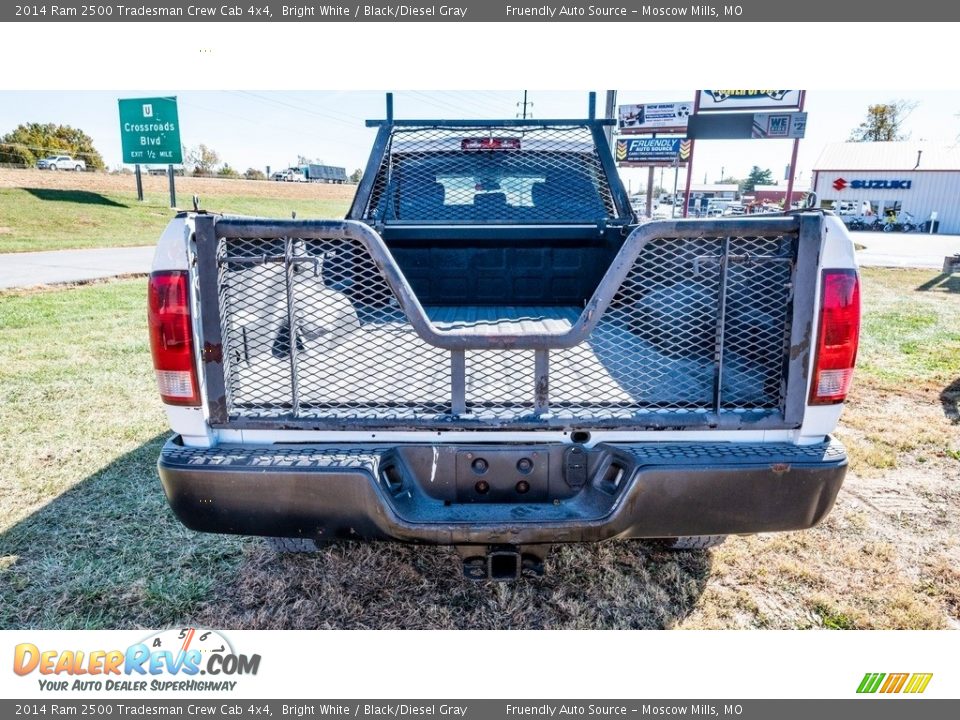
[118,96,182,164]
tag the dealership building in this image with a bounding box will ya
[812,141,960,233]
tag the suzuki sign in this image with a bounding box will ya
[832,178,913,191]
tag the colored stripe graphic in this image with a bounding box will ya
[904,674,933,694]
[857,673,885,693]
[880,673,909,693]
[857,672,932,694]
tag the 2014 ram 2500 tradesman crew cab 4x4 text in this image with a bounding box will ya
[150,102,858,579]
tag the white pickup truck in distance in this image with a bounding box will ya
[36,155,85,171]
[149,103,859,580]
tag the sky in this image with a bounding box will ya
[1,89,958,192]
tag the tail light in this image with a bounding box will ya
[810,269,861,405]
[148,271,200,406]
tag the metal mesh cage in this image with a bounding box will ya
[363,124,618,224]
[211,223,798,429]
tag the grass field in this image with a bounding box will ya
[0,268,958,629]
[0,169,353,253]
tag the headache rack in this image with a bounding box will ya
[194,213,821,432]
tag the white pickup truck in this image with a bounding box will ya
[149,109,859,579]
[36,154,85,171]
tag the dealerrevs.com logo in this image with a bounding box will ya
[13,628,261,692]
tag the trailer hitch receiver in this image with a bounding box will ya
[456,545,549,581]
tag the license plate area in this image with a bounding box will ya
[455,449,550,503]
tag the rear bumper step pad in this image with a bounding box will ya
[158,437,847,545]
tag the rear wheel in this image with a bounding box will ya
[264,537,321,553]
[74,164,82,171]
[659,535,727,551]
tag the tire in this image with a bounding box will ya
[49,164,57,171]
[883,223,894,232]
[264,536,321,553]
[902,224,915,233]
[660,535,727,551]
[74,165,82,172]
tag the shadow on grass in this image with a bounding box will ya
[0,434,245,630]
[916,272,960,294]
[941,378,960,424]
[23,188,128,208]
[1,436,712,630]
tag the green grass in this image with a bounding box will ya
[857,267,960,384]
[0,188,350,253]
[0,279,244,628]
[813,602,857,630]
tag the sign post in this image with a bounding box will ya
[782,92,807,211]
[682,92,702,217]
[167,165,176,208]
[118,96,182,207]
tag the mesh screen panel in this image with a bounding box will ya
[214,228,796,427]
[363,125,618,224]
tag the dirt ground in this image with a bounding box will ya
[0,168,356,202]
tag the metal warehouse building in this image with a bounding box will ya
[812,142,960,234]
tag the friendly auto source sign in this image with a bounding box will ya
[118,96,182,164]
[616,138,687,164]
[618,102,693,134]
[698,90,803,111]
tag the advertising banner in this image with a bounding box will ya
[698,90,803,111]
[687,112,807,140]
[616,137,688,165]
[617,102,693,134]
[751,112,808,138]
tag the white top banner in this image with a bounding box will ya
[698,90,803,111]
[618,102,693,134]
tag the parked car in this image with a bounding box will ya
[150,106,858,580]
[723,204,746,216]
[36,155,85,171]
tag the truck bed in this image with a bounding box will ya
[226,304,771,421]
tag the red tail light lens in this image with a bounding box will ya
[148,271,200,406]
[810,269,861,405]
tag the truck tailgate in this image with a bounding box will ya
[195,214,819,431]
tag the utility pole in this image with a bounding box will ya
[517,90,533,119]
[603,90,617,147]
